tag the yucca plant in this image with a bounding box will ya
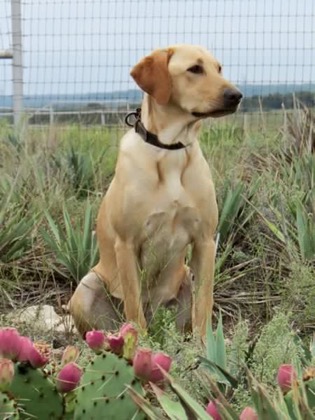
[53,145,108,197]
[217,181,246,245]
[197,313,238,391]
[7,132,24,150]
[258,182,315,263]
[41,201,99,282]
[282,97,315,156]
[294,201,315,261]
[0,189,35,264]
[215,179,259,281]
[131,315,315,420]
[287,154,315,194]
[0,210,34,264]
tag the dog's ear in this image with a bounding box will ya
[130,49,173,105]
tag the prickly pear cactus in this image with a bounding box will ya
[74,352,145,420]
[284,378,315,419]
[10,363,64,420]
[0,391,19,420]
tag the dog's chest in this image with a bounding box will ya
[145,199,200,239]
[139,180,202,267]
[128,144,216,271]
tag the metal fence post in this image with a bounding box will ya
[11,0,23,128]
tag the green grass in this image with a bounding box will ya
[1,107,315,415]
[1,108,315,330]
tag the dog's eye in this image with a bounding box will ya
[218,65,222,73]
[187,65,204,74]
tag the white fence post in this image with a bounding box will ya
[49,106,54,125]
[11,0,24,128]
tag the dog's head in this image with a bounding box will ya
[130,44,242,119]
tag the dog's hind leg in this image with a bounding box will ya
[68,272,123,336]
[174,266,194,332]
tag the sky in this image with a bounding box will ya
[0,0,314,98]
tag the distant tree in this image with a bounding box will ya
[241,91,315,111]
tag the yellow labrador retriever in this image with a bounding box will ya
[68,44,242,338]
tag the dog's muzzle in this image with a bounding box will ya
[223,88,243,108]
[192,88,243,118]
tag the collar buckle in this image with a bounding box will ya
[125,108,187,151]
[125,108,141,127]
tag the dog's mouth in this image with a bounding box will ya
[192,107,238,119]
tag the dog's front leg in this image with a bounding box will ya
[190,238,216,339]
[115,239,147,330]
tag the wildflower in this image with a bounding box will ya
[85,330,106,353]
[0,328,21,361]
[107,335,124,355]
[277,364,297,393]
[28,344,49,368]
[149,352,172,384]
[206,400,221,420]
[56,362,82,393]
[133,348,153,381]
[120,323,138,360]
[17,336,34,362]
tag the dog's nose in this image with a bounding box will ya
[223,88,243,107]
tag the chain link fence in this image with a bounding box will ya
[0,0,314,126]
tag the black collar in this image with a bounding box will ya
[125,108,187,151]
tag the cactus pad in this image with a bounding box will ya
[0,392,19,420]
[74,352,145,420]
[10,363,64,419]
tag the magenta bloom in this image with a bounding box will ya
[206,400,221,420]
[17,336,48,368]
[0,358,14,392]
[239,407,259,420]
[107,335,124,355]
[120,323,138,360]
[56,362,82,393]
[120,323,138,343]
[85,330,106,353]
[149,352,172,384]
[17,336,34,362]
[277,364,297,393]
[28,344,49,368]
[133,348,153,381]
[0,328,22,361]
[120,323,137,336]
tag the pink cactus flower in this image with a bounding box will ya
[120,323,138,360]
[133,348,153,381]
[149,352,172,384]
[61,346,79,365]
[152,352,172,371]
[28,344,49,368]
[0,358,15,392]
[56,362,82,393]
[277,364,297,393]
[120,323,138,346]
[107,335,124,355]
[0,328,22,361]
[17,336,34,362]
[239,406,259,420]
[120,323,138,339]
[85,330,106,353]
[17,336,48,368]
[206,400,221,420]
